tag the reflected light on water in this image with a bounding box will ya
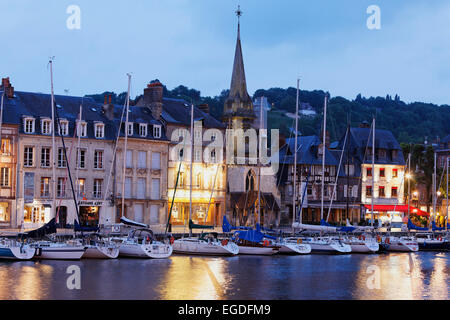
[159,256,230,300]
[429,253,449,300]
[7,263,54,300]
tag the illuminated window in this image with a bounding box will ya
[1,139,11,154]
[41,177,50,197]
[391,187,398,197]
[77,178,85,197]
[392,169,398,178]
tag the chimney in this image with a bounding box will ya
[198,103,209,114]
[102,93,114,121]
[1,77,14,98]
[143,81,163,119]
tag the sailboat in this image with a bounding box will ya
[0,239,35,260]
[171,104,238,256]
[113,74,172,259]
[29,59,87,260]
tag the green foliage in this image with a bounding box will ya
[86,85,450,145]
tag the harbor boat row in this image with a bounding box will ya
[0,216,448,261]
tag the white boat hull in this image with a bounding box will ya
[386,241,418,252]
[238,245,279,255]
[309,242,352,254]
[119,243,172,259]
[173,239,238,256]
[35,246,86,260]
[279,243,311,254]
[0,245,35,260]
[83,246,119,259]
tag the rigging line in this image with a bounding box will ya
[53,100,81,229]
[348,120,375,213]
[326,127,348,222]
[55,108,78,220]
[204,163,220,224]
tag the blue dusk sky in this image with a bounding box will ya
[1,0,450,105]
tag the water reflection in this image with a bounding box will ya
[0,252,447,300]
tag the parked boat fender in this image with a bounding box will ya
[263,240,270,247]
[221,239,228,246]
[297,238,302,244]
[385,237,390,244]
[170,236,175,245]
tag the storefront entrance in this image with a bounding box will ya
[79,206,99,227]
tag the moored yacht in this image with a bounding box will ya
[416,233,449,251]
[301,236,352,254]
[82,234,120,259]
[277,237,312,254]
[116,228,172,259]
[33,240,86,260]
[342,235,379,253]
[383,236,419,252]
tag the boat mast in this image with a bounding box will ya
[75,102,82,202]
[121,74,131,218]
[407,151,411,221]
[432,151,437,229]
[346,123,350,223]
[293,79,299,227]
[49,58,57,221]
[257,96,263,226]
[320,94,327,221]
[446,156,449,231]
[371,117,375,227]
[189,103,194,237]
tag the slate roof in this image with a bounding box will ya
[1,91,167,142]
[333,126,405,167]
[279,135,339,166]
[161,98,225,129]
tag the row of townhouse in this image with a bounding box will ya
[0,77,228,230]
[277,122,407,226]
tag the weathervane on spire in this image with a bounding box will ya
[236,5,242,21]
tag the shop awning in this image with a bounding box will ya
[364,204,429,216]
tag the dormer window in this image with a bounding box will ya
[77,121,87,137]
[94,123,105,139]
[127,123,133,136]
[41,119,52,135]
[139,124,147,137]
[153,125,161,138]
[24,117,35,134]
[59,120,69,136]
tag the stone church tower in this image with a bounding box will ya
[224,7,280,227]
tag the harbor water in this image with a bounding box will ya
[0,252,448,300]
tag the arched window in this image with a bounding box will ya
[245,170,256,191]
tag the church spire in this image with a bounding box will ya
[223,6,255,126]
